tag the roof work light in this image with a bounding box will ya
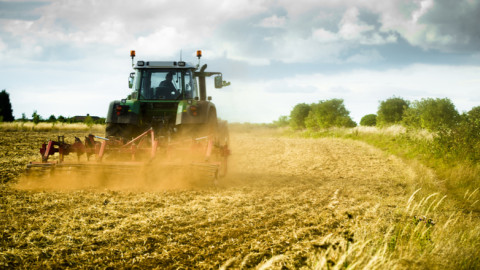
[130,50,136,67]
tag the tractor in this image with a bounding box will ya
[26,50,230,183]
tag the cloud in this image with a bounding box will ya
[258,15,287,28]
[2,0,480,65]
[344,49,384,64]
[0,1,48,20]
[371,0,480,52]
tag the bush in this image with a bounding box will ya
[434,106,480,162]
[360,114,377,126]
[304,99,356,130]
[377,97,409,126]
[289,103,311,130]
[403,98,459,131]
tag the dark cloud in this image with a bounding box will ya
[0,1,49,20]
[421,0,480,52]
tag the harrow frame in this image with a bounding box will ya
[26,128,230,182]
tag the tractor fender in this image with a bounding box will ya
[106,100,139,125]
[178,101,216,125]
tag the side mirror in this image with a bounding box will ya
[214,75,223,89]
[128,72,135,89]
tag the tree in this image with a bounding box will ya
[57,115,66,123]
[289,103,311,130]
[47,115,57,123]
[304,99,356,130]
[0,89,14,122]
[467,106,480,121]
[84,114,94,127]
[95,117,106,124]
[402,98,459,131]
[32,110,41,125]
[273,115,289,127]
[377,97,409,126]
[20,113,27,122]
[360,114,377,126]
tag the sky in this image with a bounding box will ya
[1,0,479,124]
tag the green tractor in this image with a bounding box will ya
[105,50,230,178]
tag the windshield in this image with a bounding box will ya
[136,69,197,100]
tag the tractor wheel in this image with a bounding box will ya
[216,120,229,147]
[106,123,136,141]
[216,120,229,178]
[204,111,218,137]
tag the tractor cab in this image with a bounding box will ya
[129,61,198,101]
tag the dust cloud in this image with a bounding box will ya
[15,156,218,192]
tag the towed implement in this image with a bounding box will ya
[26,50,230,186]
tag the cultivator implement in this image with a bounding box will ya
[26,128,230,186]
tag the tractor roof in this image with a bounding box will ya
[134,61,196,69]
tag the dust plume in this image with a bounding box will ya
[15,156,218,192]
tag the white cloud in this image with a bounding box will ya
[258,15,286,28]
[339,8,374,41]
[412,0,434,23]
[312,28,338,43]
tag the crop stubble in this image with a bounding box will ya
[0,130,415,268]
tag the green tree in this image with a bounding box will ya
[0,89,14,122]
[21,113,27,122]
[47,114,57,123]
[377,97,409,126]
[32,110,41,125]
[57,115,66,123]
[360,114,377,126]
[95,117,106,124]
[403,98,459,131]
[289,103,311,130]
[467,106,480,121]
[84,114,94,127]
[304,99,356,130]
[273,115,289,127]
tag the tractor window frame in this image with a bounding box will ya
[136,69,197,101]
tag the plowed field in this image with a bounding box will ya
[0,130,417,268]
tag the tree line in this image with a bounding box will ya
[0,89,105,124]
[282,96,479,162]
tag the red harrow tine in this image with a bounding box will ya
[42,140,54,162]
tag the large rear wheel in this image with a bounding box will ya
[216,120,229,178]
[105,123,136,141]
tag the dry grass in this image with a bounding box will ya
[0,122,105,132]
[0,127,479,269]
